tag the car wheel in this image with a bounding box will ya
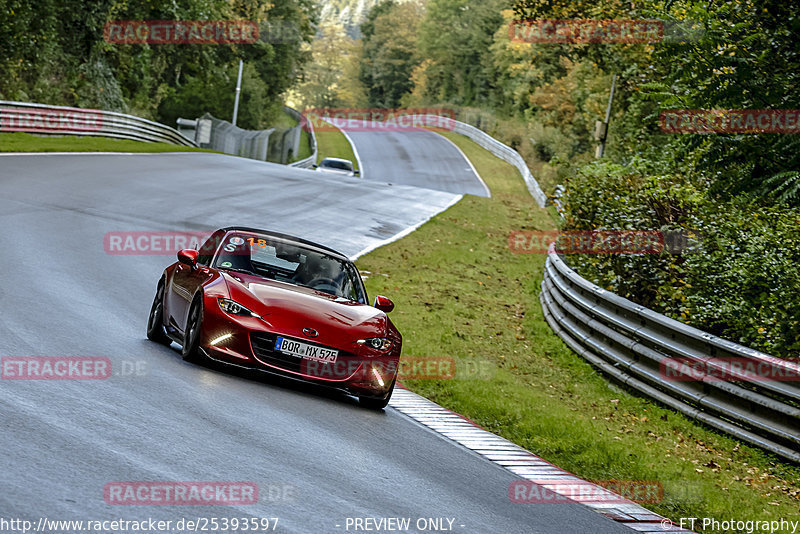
[146,281,171,345]
[181,296,204,363]
[359,378,396,410]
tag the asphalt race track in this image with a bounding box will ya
[336,125,490,198]
[0,151,631,533]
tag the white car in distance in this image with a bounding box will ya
[314,157,359,177]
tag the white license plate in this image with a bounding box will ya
[275,336,338,363]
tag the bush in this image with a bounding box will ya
[683,202,800,355]
[157,63,278,130]
[562,159,800,358]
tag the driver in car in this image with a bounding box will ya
[292,255,342,295]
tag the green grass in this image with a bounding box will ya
[313,119,358,169]
[357,131,800,532]
[294,129,313,161]
[273,109,299,130]
[0,132,216,153]
[276,109,312,163]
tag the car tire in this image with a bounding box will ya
[359,378,396,410]
[146,281,171,345]
[181,296,204,363]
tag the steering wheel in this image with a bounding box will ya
[307,277,338,289]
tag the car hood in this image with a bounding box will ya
[221,272,386,343]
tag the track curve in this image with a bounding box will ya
[0,152,630,533]
[336,126,490,198]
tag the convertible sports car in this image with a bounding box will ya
[146,227,401,409]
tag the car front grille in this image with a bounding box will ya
[250,332,303,372]
[250,332,356,377]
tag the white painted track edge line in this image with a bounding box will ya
[349,194,463,261]
[431,129,492,198]
[389,388,698,533]
[339,128,364,179]
[318,117,364,178]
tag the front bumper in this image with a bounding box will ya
[198,300,399,399]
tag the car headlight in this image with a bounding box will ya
[218,298,260,318]
[357,337,392,351]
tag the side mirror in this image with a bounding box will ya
[354,169,360,177]
[312,164,318,169]
[373,295,394,313]
[177,249,199,268]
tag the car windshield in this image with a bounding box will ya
[212,232,366,303]
[320,159,352,171]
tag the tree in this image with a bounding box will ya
[415,0,504,106]
[0,0,317,128]
[359,0,423,108]
[291,22,367,109]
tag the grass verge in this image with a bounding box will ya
[357,131,800,532]
[313,120,358,169]
[0,132,216,153]
[295,129,312,161]
[278,109,312,162]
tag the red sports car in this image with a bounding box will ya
[146,227,401,409]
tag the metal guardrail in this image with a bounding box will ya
[412,114,547,207]
[177,107,315,166]
[0,101,196,147]
[540,247,800,462]
[196,113,273,161]
[552,184,566,220]
[285,107,317,169]
[424,110,800,461]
